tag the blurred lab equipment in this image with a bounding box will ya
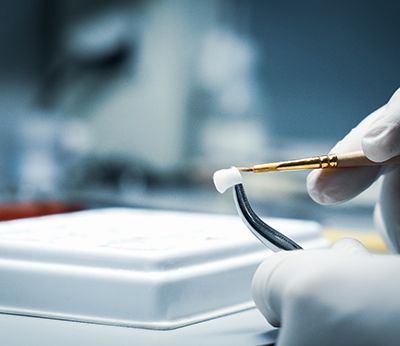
[1,0,399,215]
[2,0,268,196]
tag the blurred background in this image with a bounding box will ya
[1,0,400,233]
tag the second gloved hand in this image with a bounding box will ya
[252,239,400,346]
[307,88,400,252]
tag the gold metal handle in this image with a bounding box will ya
[240,154,338,173]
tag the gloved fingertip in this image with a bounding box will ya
[306,170,340,205]
[252,252,292,327]
[362,125,400,162]
[362,88,400,162]
[388,87,400,104]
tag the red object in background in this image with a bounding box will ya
[0,202,83,221]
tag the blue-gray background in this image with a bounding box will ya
[0,0,398,225]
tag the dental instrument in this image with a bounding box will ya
[238,150,400,173]
[213,149,400,252]
[213,167,302,252]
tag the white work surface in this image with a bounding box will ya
[0,208,325,345]
[0,307,277,346]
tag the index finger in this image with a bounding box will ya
[307,106,386,204]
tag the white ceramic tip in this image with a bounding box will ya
[213,167,242,194]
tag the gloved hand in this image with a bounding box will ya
[252,239,400,346]
[307,88,400,252]
[252,88,400,345]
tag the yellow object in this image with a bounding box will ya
[322,229,387,253]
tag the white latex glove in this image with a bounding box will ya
[252,239,400,346]
[307,88,400,252]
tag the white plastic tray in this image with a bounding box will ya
[0,208,326,329]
